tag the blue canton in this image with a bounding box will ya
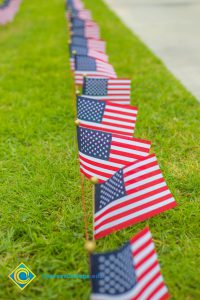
[83,77,108,96]
[71,37,87,47]
[70,45,88,57]
[77,127,112,160]
[72,18,85,28]
[91,242,137,296]
[75,55,96,71]
[72,28,85,37]
[77,96,105,123]
[95,169,126,212]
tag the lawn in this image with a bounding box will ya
[0,0,200,299]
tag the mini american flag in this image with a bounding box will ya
[82,77,131,104]
[69,46,108,70]
[90,227,169,300]
[71,24,100,39]
[77,96,138,136]
[77,127,151,182]
[94,154,177,239]
[75,56,116,86]
[71,37,106,52]
[67,0,84,10]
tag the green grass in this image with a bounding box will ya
[0,0,200,299]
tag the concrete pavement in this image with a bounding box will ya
[104,0,200,101]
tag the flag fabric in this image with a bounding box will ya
[82,77,131,104]
[90,227,170,300]
[70,37,106,52]
[67,0,84,10]
[70,46,108,70]
[0,0,21,25]
[77,126,151,182]
[77,96,138,136]
[71,9,92,21]
[75,55,116,85]
[94,154,177,239]
[71,24,100,39]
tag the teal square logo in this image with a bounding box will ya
[8,263,36,290]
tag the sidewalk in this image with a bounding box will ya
[104,0,200,101]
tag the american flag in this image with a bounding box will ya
[90,227,169,300]
[82,77,131,104]
[70,37,106,52]
[94,154,177,239]
[77,96,138,136]
[75,56,116,86]
[71,24,100,39]
[69,46,108,70]
[77,127,151,182]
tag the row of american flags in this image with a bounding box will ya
[66,0,176,299]
[0,0,21,26]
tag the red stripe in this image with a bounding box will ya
[80,123,131,136]
[95,194,174,229]
[111,141,150,153]
[102,121,134,130]
[79,154,119,172]
[125,169,162,186]
[134,271,162,300]
[94,202,176,239]
[127,178,166,195]
[95,186,170,222]
[124,160,158,177]
[146,282,168,300]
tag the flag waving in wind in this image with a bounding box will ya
[82,77,131,104]
[90,227,170,300]
[70,37,106,52]
[94,154,177,239]
[77,97,138,136]
[77,127,151,182]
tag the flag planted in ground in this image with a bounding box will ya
[90,227,170,300]
[77,127,151,182]
[82,77,131,104]
[77,97,138,136]
[75,56,116,85]
[94,154,177,239]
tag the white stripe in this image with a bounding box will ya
[94,190,171,226]
[124,165,160,182]
[80,166,108,181]
[108,85,130,89]
[138,275,164,300]
[103,117,135,127]
[111,145,149,157]
[124,156,157,174]
[94,182,167,218]
[136,253,158,277]
[131,231,152,253]
[106,105,137,114]
[79,152,123,168]
[81,121,133,133]
[112,137,150,149]
[80,159,114,175]
[82,95,130,100]
[95,198,175,234]
[109,153,136,162]
[107,90,130,95]
[104,111,136,120]
[109,79,130,84]
[126,174,163,191]
[151,286,168,300]
[134,243,155,265]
